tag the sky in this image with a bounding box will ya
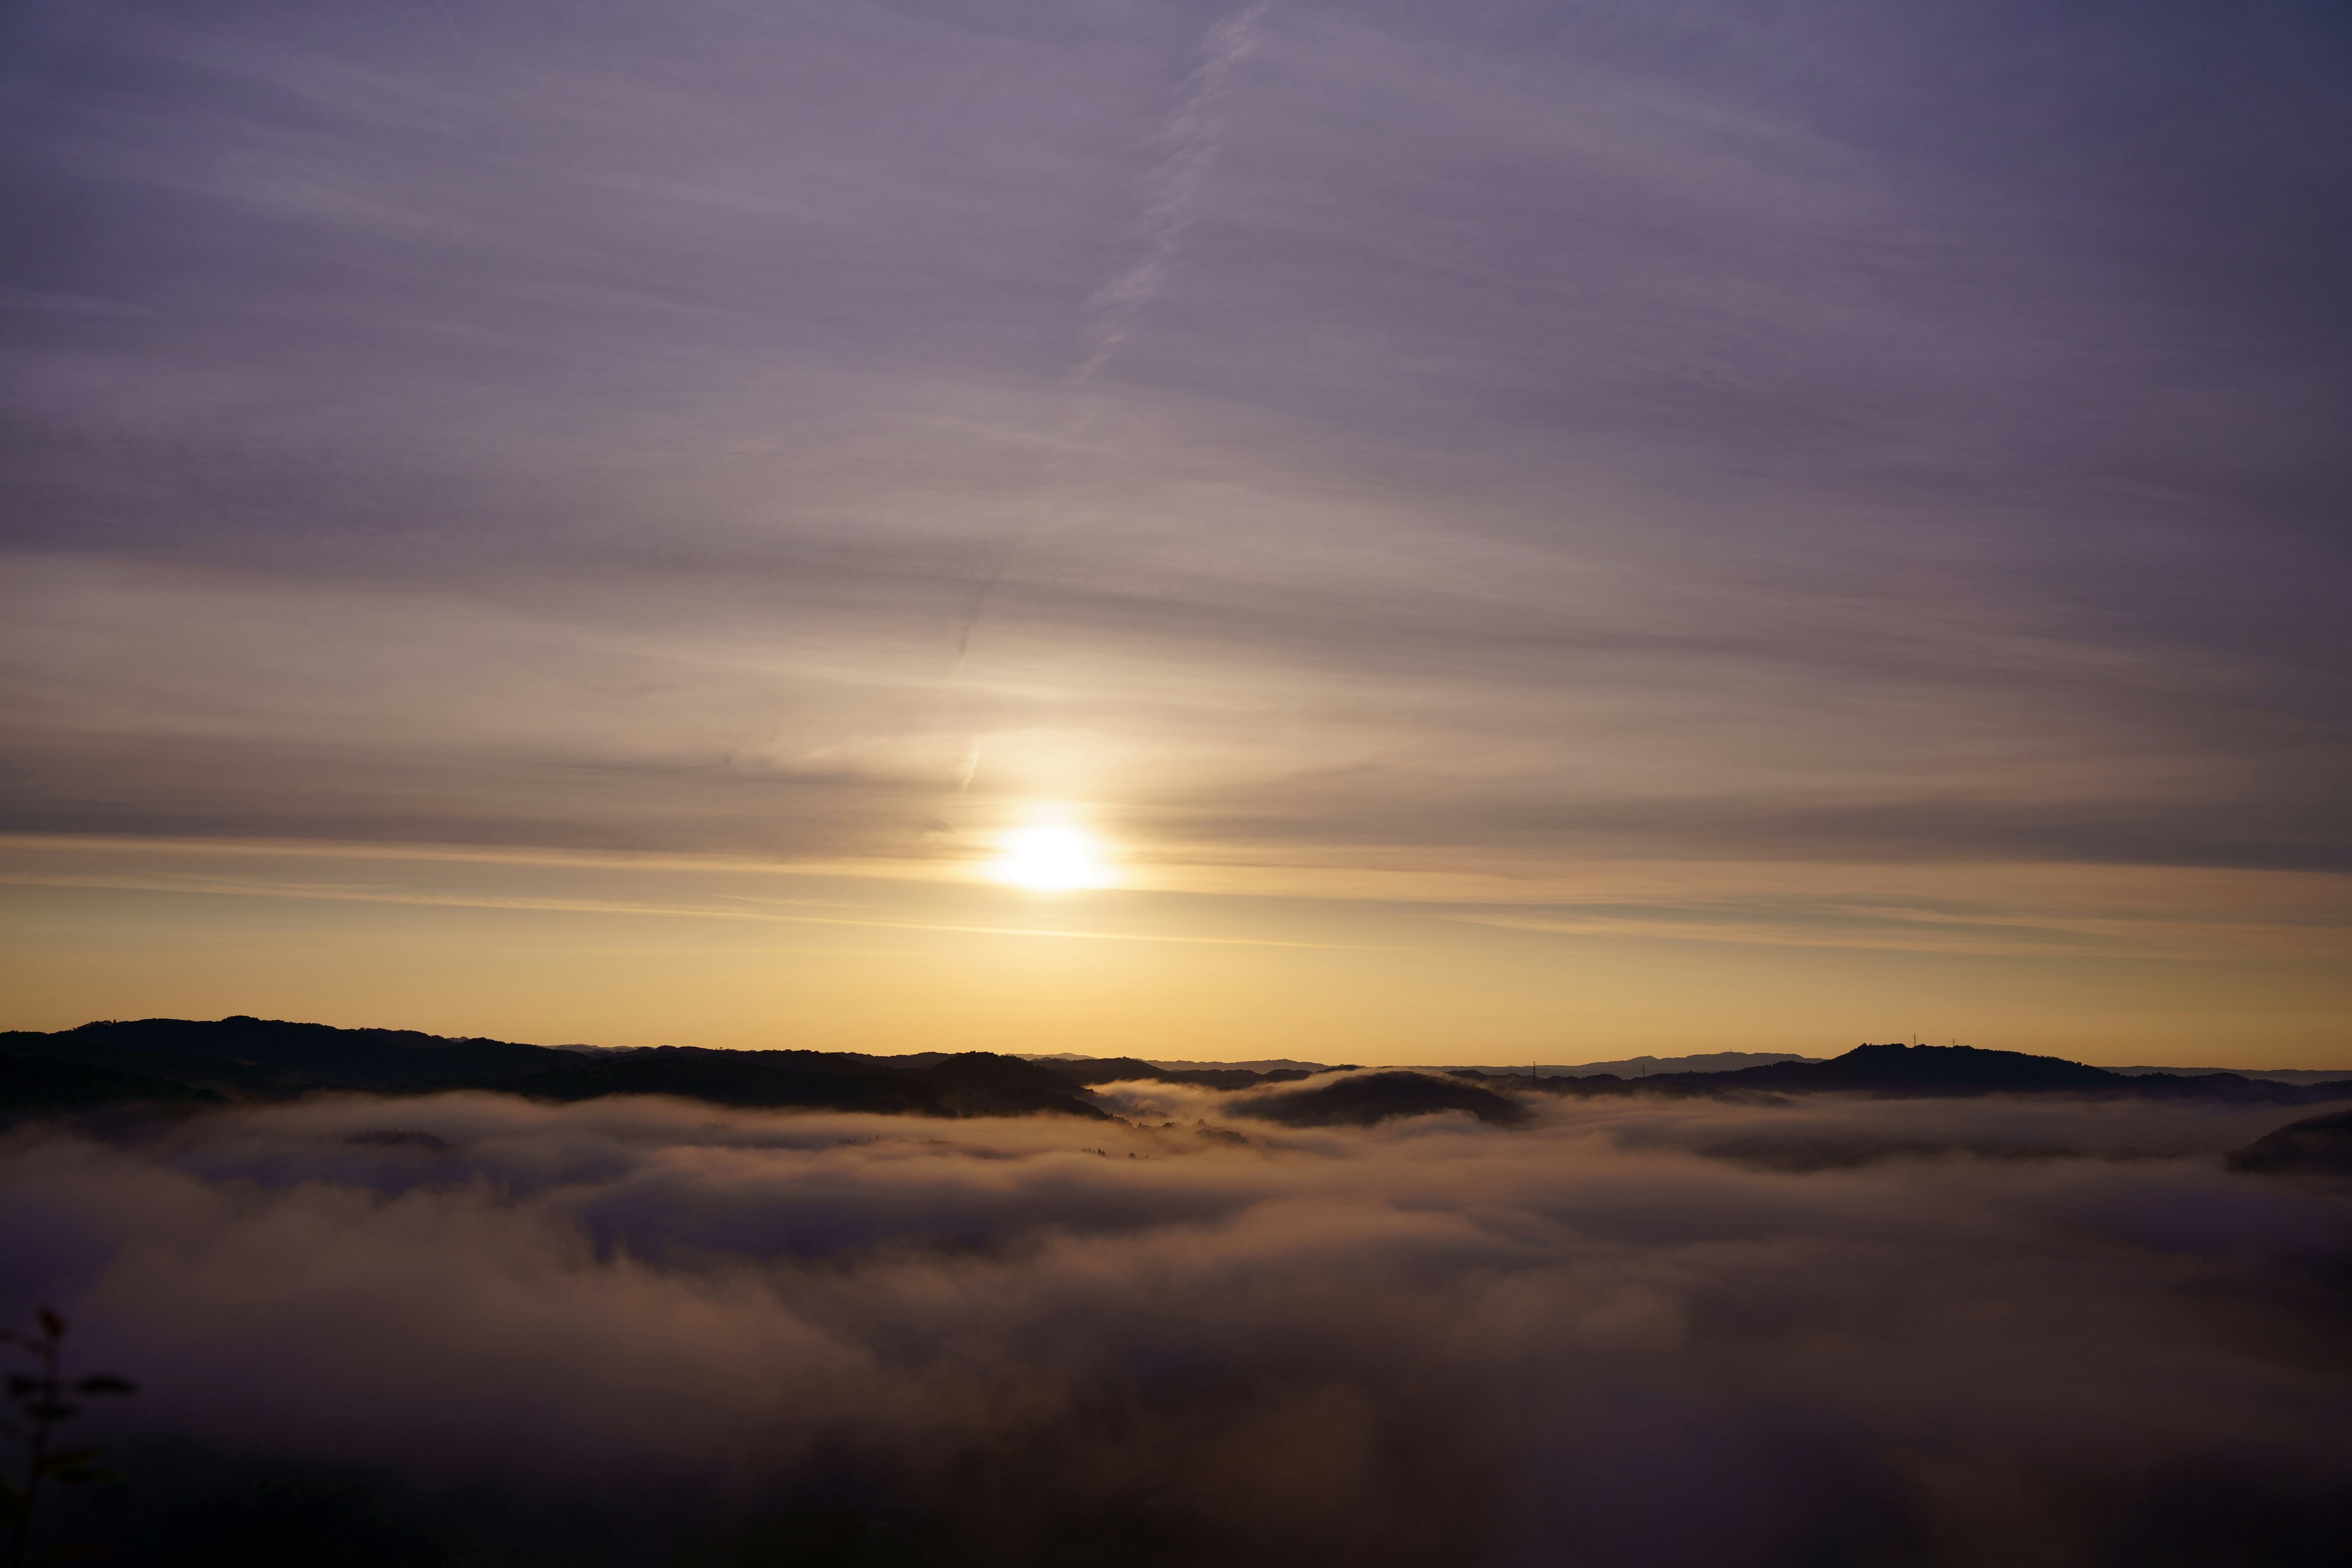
[2,0,2348,1063]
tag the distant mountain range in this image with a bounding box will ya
[1448,1051,1821,1079]
[2106,1065,2352,1085]
[1449,1051,2352,1085]
[4,1020,2348,1125]
[1453,1042,2352,1105]
[1027,1054,1336,1074]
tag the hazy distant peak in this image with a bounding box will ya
[1454,1052,1823,1079]
[2109,1065,2352,1084]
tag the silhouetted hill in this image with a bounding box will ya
[911,1053,1115,1119]
[1539,1043,2352,1104]
[0,1019,1108,1121]
[503,1046,945,1115]
[7,1022,2346,1126]
[1236,1071,1529,1128]
[2227,1109,2352,1176]
[0,1051,227,1114]
[1454,1051,1819,1079]
[2087,1069,2329,1104]
[1037,1055,1168,1085]
[510,1046,1107,1119]
[1727,1043,2123,1093]
[2111,1065,2352,1085]
[1040,1057,1318,1091]
[1,1016,558,1096]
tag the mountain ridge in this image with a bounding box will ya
[1466,1042,2351,1105]
[6,1020,2349,1123]
[0,1017,1106,1121]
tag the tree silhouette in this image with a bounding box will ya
[1,1308,134,1568]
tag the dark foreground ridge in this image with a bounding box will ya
[2227,1109,2352,1176]
[4,1021,2348,1128]
[1234,1071,1530,1129]
[0,1017,1106,1122]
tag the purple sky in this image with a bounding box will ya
[2,1,2348,1060]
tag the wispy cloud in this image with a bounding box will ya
[0,868,1392,951]
[2,0,2347,1046]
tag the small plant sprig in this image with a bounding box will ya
[1,1308,135,1568]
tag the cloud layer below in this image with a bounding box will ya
[6,1089,2350,1564]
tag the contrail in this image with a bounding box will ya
[1071,0,1273,388]
[944,1,1274,757]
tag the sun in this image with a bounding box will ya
[989,824,1110,891]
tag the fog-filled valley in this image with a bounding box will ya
[6,1066,2350,1566]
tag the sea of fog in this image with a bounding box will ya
[4,1086,2350,1566]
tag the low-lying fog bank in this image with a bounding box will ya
[4,1088,2349,1566]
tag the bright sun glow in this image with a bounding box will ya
[990,825,1110,891]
